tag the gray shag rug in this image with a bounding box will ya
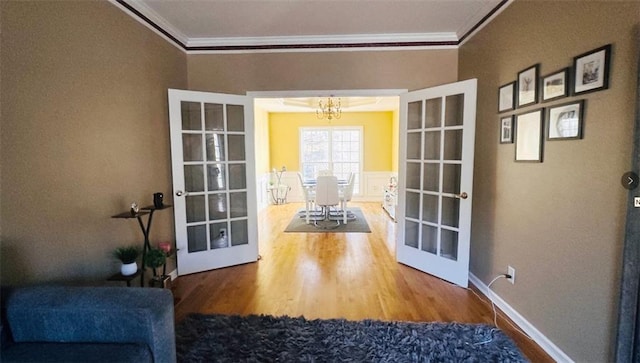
[176,314,527,362]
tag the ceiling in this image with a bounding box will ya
[115,0,509,52]
[114,0,509,112]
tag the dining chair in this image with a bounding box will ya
[297,172,317,224]
[317,169,332,177]
[337,172,356,224]
[314,175,340,229]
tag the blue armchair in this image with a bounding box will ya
[1,285,176,363]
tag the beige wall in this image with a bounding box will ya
[187,50,458,93]
[459,1,639,361]
[0,1,188,284]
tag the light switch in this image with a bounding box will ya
[634,197,640,207]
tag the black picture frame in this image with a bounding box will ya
[498,81,515,112]
[573,44,612,95]
[515,109,544,162]
[517,64,539,107]
[542,68,570,102]
[500,115,514,144]
[546,100,585,140]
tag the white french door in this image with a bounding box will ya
[396,79,477,287]
[168,89,258,276]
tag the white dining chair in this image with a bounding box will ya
[314,175,340,229]
[337,172,356,224]
[297,172,317,224]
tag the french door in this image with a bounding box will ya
[396,79,477,288]
[168,89,258,276]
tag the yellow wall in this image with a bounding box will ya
[269,112,393,172]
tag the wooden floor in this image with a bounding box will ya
[172,202,553,362]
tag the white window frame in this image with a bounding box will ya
[299,126,363,194]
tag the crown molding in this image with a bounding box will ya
[112,0,511,54]
[186,32,458,49]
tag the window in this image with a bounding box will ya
[300,127,362,194]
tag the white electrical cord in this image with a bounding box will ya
[468,275,533,341]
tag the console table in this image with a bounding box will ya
[111,204,172,287]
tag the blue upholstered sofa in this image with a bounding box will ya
[1,285,176,363]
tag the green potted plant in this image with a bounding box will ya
[145,248,170,288]
[113,245,140,276]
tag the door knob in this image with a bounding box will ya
[455,192,468,199]
[175,190,188,197]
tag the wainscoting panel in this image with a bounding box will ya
[259,171,397,206]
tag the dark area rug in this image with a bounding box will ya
[284,207,371,233]
[176,313,528,362]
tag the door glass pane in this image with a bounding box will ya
[187,225,207,253]
[444,130,463,161]
[421,224,437,254]
[422,194,439,223]
[423,163,439,192]
[208,194,227,220]
[227,135,245,161]
[440,229,458,261]
[405,191,420,219]
[425,98,442,128]
[186,195,205,223]
[441,196,460,228]
[407,101,422,130]
[407,132,422,160]
[404,220,419,248]
[229,164,247,190]
[227,104,245,132]
[231,219,249,246]
[206,134,225,161]
[204,103,224,131]
[445,94,464,126]
[424,131,440,160]
[442,164,461,194]
[406,162,421,189]
[230,192,247,218]
[181,101,201,131]
[207,164,226,191]
[210,223,228,249]
[184,165,204,192]
[183,134,203,161]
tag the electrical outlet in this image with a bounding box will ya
[507,266,515,284]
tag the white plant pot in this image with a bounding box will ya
[121,262,138,276]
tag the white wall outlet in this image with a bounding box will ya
[635,197,640,207]
[507,266,515,284]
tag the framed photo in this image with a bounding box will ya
[498,82,515,112]
[546,100,584,140]
[500,115,514,144]
[517,64,539,107]
[515,109,544,162]
[542,68,569,102]
[573,44,611,95]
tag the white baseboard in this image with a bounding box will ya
[169,269,178,280]
[469,273,573,363]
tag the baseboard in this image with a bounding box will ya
[169,269,178,280]
[469,273,573,363]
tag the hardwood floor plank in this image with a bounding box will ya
[172,202,553,362]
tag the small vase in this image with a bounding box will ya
[121,262,138,276]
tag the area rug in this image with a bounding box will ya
[284,207,371,233]
[175,314,527,362]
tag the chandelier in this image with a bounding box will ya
[316,97,342,120]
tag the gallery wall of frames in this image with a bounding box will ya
[497,44,612,162]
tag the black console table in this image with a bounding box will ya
[111,204,172,287]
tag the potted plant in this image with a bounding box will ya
[113,245,140,276]
[145,248,170,288]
